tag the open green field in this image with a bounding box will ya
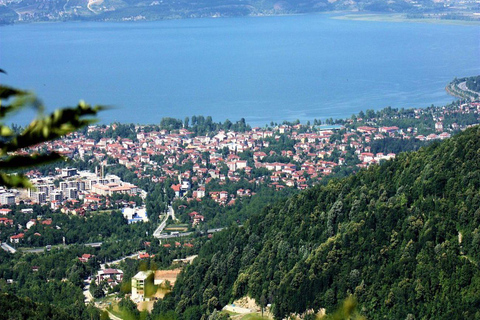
[239,314,270,320]
[223,310,271,320]
[164,224,189,231]
[222,310,272,320]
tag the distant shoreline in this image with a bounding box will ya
[3,11,480,26]
[445,79,480,101]
[3,15,477,127]
[334,13,480,26]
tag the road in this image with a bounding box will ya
[83,284,94,303]
[0,242,17,253]
[457,81,478,99]
[19,242,103,254]
[157,232,194,239]
[152,206,228,239]
[107,311,123,320]
[169,205,176,220]
[22,247,45,254]
[153,206,175,238]
[100,252,139,269]
[87,0,103,13]
[155,227,228,240]
[85,242,103,248]
[458,81,470,92]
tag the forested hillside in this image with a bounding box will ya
[466,76,480,93]
[0,293,78,320]
[153,125,480,319]
[0,0,468,24]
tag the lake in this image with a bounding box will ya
[1,15,479,126]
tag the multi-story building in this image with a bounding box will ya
[131,270,154,301]
[66,188,78,200]
[96,269,123,286]
[61,168,77,177]
[50,191,63,202]
[0,193,15,205]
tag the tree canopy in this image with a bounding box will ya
[153,125,480,319]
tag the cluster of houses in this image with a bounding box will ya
[1,167,149,244]
[19,167,146,215]
[1,208,56,243]
[86,256,187,304]
[2,100,476,218]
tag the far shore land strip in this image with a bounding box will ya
[334,13,480,26]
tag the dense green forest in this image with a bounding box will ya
[369,137,430,154]
[152,125,480,319]
[0,293,83,320]
[0,247,101,319]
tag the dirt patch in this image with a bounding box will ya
[155,268,182,286]
[233,296,261,312]
[137,300,154,312]
[152,287,170,299]
[164,227,188,231]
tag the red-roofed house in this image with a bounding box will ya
[171,184,182,197]
[0,209,12,215]
[79,254,93,263]
[96,269,123,285]
[0,217,13,226]
[10,233,24,243]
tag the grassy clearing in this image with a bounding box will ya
[164,225,188,231]
[164,227,188,231]
[107,307,123,319]
[224,310,239,316]
[165,223,189,228]
[95,295,117,309]
[239,314,270,320]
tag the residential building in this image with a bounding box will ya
[131,270,154,301]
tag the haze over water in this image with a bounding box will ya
[2,14,479,126]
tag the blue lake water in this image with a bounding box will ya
[1,15,479,126]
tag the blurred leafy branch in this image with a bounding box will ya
[0,79,103,188]
[321,297,366,320]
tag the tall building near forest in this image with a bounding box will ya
[131,270,154,301]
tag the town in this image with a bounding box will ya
[2,100,480,233]
[1,98,479,317]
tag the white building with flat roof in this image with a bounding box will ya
[122,207,148,224]
[131,270,154,301]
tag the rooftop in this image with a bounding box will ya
[133,270,153,280]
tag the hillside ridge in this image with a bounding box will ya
[151,125,480,319]
[1,0,479,24]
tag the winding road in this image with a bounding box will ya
[153,206,175,238]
